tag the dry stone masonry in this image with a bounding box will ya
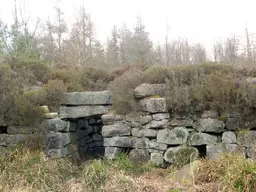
[1,83,255,168]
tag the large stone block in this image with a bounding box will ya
[237,131,256,147]
[131,128,157,138]
[206,143,244,160]
[0,134,9,146]
[62,91,112,105]
[8,134,30,146]
[246,147,256,159]
[139,115,152,125]
[196,118,225,133]
[129,149,150,163]
[43,118,70,132]
[104,147,122,160]
[59,105,110,119]
[157,127,188,145]
[147,140,167,151]
[102,122,131,137]
[152,113,170,121]
[134,83,166,99]
[7,126,36,134]
[189,133,217,146]
[222,131,237,144]
[150,153,164,167]
[169,118,194,128]
[144,119,168,129]
[101,113,125,125]
[164,146,199,165]
[133,137,149,148]
[103,137,133,148]
[47,132,71,149]
[140,98,167,113]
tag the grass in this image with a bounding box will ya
[1,146,256,191]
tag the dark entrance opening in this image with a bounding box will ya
[196,145,207,158]
[70,114,104,161]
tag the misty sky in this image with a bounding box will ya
[1,0,256,56]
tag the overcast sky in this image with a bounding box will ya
[1,0,256,56]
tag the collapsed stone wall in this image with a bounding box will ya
[102,83,256,167]
[1,83,255,168]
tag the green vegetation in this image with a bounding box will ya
[1,146,255,192]
[110,63,256,115]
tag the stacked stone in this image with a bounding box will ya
[0,106,50,156]
[102,83,256,167]
[45,91,112,159]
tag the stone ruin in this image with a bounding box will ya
[1,83,256,167]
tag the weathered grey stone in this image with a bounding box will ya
[47,148,69,157]
[131,128,157,138]
[103,137,133,148]
[144,119,168,129]
[189,133,217,146]
[150,153,164,167]
[140,98,167,113]
[40,105,50,113]
[47,132,71,149]
[126,113,141,122]
[62,91,112,105]
[226,117,239,131]
[237,131,256,147]
[206,143,243,160]
[44,118,70,132]
[102,122,131,137]
[157,127,188,145]
[152,113,170,121]
[169,118,194,127]
[8,134,30,146]
[104,147,122,160]
[59,105,110,119]
[140,115,152,125]
[131,122,142,128]
[201,110,219,119]
[246,147,256,159]
[197,118,225,133]
[133,137,149,148]
[164,147,199,165]
[129,149,150,163]
[134,83,166,98]
[0,118,6,127]
[92,133,102,141]
[93,125,102,133]
[148,140,167,151]
[222,131,237,144]
[0,134,9,146]
[101,113,125,125]
[7,126,35,134]
[45,112,59,119]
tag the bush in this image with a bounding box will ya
[41,79,67,111]
[195,154,256,192]
[109,69,145,114]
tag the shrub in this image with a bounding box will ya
[41,79,67,111]
[6,93,44,126]
[195,154,256,192]
[109,69,145,114]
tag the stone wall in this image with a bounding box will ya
[102,83,256,167]
[1,84,255,168]
[44,91,112,161]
